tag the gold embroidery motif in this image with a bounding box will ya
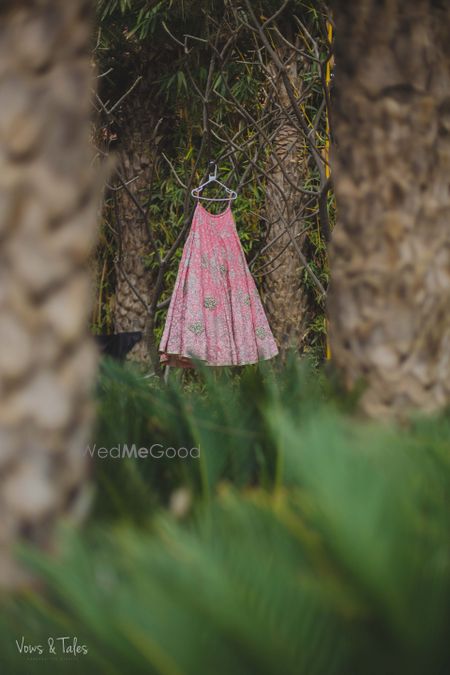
[204,297,217,309]
[255,327,266,339]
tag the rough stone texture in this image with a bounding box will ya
[328,0,450,417]
[0,0,99,586]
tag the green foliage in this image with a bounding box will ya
[90,356,284,521]
[96,0,227,48]
[1,358,449,675]
[90,218,117,335]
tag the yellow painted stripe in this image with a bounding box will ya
[324,19,333,360]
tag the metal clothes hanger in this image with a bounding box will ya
[191,161,238,202]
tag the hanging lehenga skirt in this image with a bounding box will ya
[159,202,279,367]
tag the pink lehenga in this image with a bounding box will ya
[159,202,278,367]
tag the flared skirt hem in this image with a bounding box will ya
[160,350,278,368]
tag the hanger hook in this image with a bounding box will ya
[208,160,217,180]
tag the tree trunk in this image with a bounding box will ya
[112,92,158,364]
[328,0,450,417]
[263,51,310,355]
[0,1,99,586]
